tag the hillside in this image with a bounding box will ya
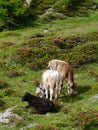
[0,3,98,130]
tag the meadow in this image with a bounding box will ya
[0,9,98,130]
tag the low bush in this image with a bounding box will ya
[52,36,86,49]
[84,31,98,41]
[13,41,98,70]
[53,0,95,16]
[37,0,58,14]
[14,46,58,70]
[67,42,98,66]
[6,69,25,78]
[40,8,66,22]
[88,70,98,81]
[4,87,14,96]
[77,7,89,17]
[24,38,44,48]
[72,109,98,129]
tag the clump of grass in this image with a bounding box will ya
[88,70,98,81]
[4,87,15,96]
[0,80,9,89]
[61,106,69,114]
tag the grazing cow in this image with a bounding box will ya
[36,69,62,101]
[22,92,57,114]
[48,59,75,96]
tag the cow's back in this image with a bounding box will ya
[42,69,60,88]
[48,59,73,81]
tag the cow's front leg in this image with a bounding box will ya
[50,89,53,101]
[45,88,48,99]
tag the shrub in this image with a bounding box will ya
[25,38,44,48]
[14,46,58,70]
[89,70,98,81]
[53,0,95,16]
[13,41,98,70]
[77,7,89,17]
[40,8,66,22]
[4,87,12,96]
[53,0,69,14]
[0,0,40,30]
[72,109,98,129]
[66,42,98,67]
[37,0,57,14]
[52,36,86,49]
[84,31,98,41]
[52,37,66,49]
[6,69,25,78]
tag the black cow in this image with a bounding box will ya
[22,92,57,114]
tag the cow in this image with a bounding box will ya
[48,59,75,96]
[22,92,57,114]
[36,69,62,101]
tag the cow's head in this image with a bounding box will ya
[67,82,76,96]
[36,87,45,98]
[22,92,32,102]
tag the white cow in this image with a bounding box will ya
[36,69,62,101]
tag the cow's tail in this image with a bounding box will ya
[48,60,53,70]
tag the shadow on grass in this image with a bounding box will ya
[59,85,91,103]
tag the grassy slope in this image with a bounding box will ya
[0,10,98,130]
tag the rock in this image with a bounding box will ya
[0,106,22,123]
[89,94,98,102]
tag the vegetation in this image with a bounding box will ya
[0,0,98,130]
[0,0,97,30]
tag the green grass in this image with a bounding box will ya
[0,10,98,130]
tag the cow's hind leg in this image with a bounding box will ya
[54,88,59,100]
